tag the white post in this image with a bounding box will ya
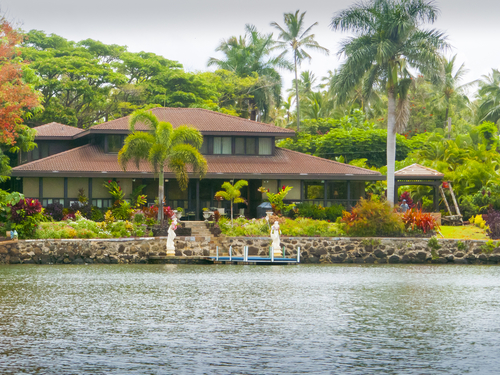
[271,247,274,262]
[297,247,301,263]
[229,246,232,262]
[216,246,219,261]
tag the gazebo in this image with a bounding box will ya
[394,163,444,212]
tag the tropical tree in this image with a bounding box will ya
[477,69,500,125]
[215,180,248,226]
[330,0,448,204]
[434,55,473,126]
[118,109,207,224]
[271,10,329,131]
[208,24,289,121]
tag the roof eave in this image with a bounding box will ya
[11,170,384,180]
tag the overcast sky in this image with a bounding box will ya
[2,0,499,94]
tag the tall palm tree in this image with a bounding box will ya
[331,0,448,204]
[477,69,500,125]
[208,24,289,121]
[271,10,329,131]
[434,55,473,123]
[118,109,207,224]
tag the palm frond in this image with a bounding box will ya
[118,132,155,170]
[129,109,159,132]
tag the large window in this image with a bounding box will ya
[200,138,208,154]
[107,135,123,153]
[213,137,232,154]
[258,137,272,155]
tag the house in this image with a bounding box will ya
[11,108,383,219]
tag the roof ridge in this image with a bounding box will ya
[151,107,294,133]
[276,147,380,174]
[34,122,84,130]
[13,144,92,170]
[396,163,442,175]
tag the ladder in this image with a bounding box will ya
[439,182,463,225]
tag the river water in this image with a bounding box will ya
[1,264,500,374]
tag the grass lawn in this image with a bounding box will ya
[439,225,488,240]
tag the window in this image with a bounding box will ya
[304,181,324,199]
[42,198,63,207]
[213,137,231,154]
[92,199,112,208]
[246,138,256,155]
[235,137,245,154]
[107,135,123,153]
[200,138,208,154]
[258,137,272,155]
[41,143,49,158]
[32,146,40,160]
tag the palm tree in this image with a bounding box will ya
[208,24,289,121]
[215,180,248,226]
[331,0,448,204]
[477,69,500,125]
[118,109,207,224]
[271,10,329,131]
[434,55,473,124]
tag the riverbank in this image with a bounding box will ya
[1,236,499,265]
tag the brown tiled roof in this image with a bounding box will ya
[90,107,295,136]
[395,163,444,179]
[12,144,382,180]
[33,122,84,138]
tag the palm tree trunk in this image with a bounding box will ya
[158,169,165,225]
[230,199,233,227]
[387,90,397,205]
[294,53,300,132]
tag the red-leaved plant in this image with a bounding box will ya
[401,209,439,234]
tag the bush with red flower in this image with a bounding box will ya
[8,198,44,239]
[401,208,439,234]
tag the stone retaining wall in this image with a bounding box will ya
[0,236,499,265]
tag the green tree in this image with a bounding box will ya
[215,180,248,226]
[477,69,500,125]
[331,0,448,204]
[271,10,329,131]
[208,24,288,121]
[118,109,207,224]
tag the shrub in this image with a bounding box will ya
[8,198,44,239]
[480,240,497,254]
[70,201,92,219]
[296,202,345,222]
[401,209,439,234]
[485,207,500,239]
[45,202,64,221]
[91,207,105,222]
[342,198,404,237]
[428,236,441,260]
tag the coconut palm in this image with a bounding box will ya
[208,24,289,121]
[331,0,448,204]
[215,180,248,226]
[271,10,329,131]
[477,69,500,125]
[118,109,207,224]
[434,55,474,125]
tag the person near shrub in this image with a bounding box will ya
[400,200,409,213]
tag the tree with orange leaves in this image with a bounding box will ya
[0,18,39,146]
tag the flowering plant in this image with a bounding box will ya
[103,180,125,206]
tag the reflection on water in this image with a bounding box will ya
[1,264,500,374]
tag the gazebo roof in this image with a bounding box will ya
[395,163,444,180]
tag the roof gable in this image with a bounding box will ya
[90,107,295,136]
[34,122,84,139]
[395,163,444,179]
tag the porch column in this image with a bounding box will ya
[433,182,439,212]
[39,177,43,202]
[347,180,351,209]
[64,177,68,207]
[323,180,327,207]
[88,178,93,204]
[195,179,200,221]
